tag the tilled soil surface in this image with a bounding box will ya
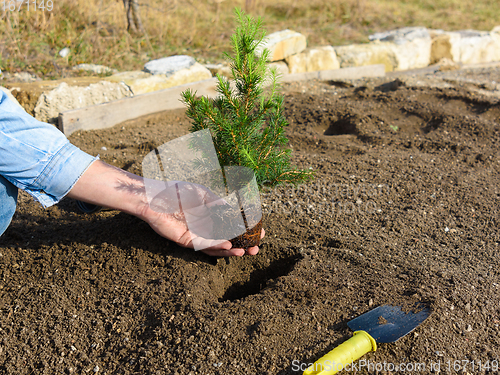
[1,66,500,374]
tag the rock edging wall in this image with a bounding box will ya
[2,25,500,120]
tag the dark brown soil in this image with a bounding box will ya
[1,66,500,374]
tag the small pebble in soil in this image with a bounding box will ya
[93,365,100,373]
[465,302,471,313]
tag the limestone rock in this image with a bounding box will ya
[369,27,429,44]
[450,30,500,64]
[369,27,431,70]
[106,71,168,95]
[336,27,431,72]
[256,30,307,62]
[4,77,106,115]
[144,55,195,75]
[437,57,460,71]
[285,46,340,74]
[334,42,398,72]
[106,63,212,95]
[34,81,133,123]
[431,29,500,64]
[205,63,232,79]
[72,64,118,75]
[205,61,289,82]
[165,62,212,87]
[430,32,453,64]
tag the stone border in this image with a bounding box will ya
[3,25,500,131]
[58,65,386,136]
[259,26,500,74]
[58,78,219,136]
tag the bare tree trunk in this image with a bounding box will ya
[123,0,144,34]
[245,0,254,12]
[131,0,144,33]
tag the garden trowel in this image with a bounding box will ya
[303,304,431,375]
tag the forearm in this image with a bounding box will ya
[66,159,263,256]
[66,160,149,219]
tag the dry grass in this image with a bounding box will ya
[1,0,499,79]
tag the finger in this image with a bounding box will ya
[201,247,246,257]
[245,246,259,255]
[191,237,232,251]
[260,228,265,239]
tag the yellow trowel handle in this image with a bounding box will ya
[303,331,377,375]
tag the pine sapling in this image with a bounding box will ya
[181,8,313,189]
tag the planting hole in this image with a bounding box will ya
[218,249,301,302]
[323,116,358,135]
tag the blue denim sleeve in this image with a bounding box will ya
[0,91,98,207]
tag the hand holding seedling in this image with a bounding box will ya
[68,160,264,257]
[143,178,265,256]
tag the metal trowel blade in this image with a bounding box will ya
[347,304,431,344]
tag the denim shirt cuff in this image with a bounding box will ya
[29,143,98,208]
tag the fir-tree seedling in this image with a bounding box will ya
[181,9,313,248]
[181,8,313,189]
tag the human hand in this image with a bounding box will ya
[141,180,264,256]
